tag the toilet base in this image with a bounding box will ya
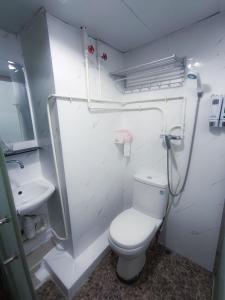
[116,271,140,284]
[116,253,146,281]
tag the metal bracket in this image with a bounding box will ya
[0,216,10,225]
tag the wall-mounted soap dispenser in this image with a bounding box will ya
[114,129,133,157]
[209,95,224,128]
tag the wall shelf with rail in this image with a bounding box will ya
[110,54,186,93]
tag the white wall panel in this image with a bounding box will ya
[47,14,125,258]
[20,12,74,255]
[124,12,225,271]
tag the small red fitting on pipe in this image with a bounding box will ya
[101,53,108,61]
[88,45,95,55]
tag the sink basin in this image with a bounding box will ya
[12,178,55,215]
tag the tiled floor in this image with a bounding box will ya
[37,243,213,300]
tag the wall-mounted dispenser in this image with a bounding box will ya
[209,95,224,128]
[219,98,225,127]
[114,129,133,157]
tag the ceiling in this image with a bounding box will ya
[0,0,225,52]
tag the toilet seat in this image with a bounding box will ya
[109,235,147,257]
[109,208,161,250]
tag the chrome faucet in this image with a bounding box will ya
[6,160,24,169]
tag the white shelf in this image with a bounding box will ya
[110,54,186,93]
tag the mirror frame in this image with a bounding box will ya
[0,61,38,152]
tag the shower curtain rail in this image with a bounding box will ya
[48,94,122,104]
[48,94,184,106]
[46,93,185,241]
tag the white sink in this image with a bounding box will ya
[12,178,55,215]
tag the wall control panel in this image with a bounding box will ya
[209,95,224,128]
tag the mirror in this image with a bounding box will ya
[0,59,34,144]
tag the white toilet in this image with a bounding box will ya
[109,171,168,282]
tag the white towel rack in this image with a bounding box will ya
[110,54,186,93]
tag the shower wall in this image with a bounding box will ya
[20,11,74,256]
[123,12,225,271]
[120,82,197,207]
[46,14,125,258]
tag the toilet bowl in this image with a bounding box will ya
[109,207,162,281]
[108,171,168,282]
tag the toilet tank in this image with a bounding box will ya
[132,171,168,220]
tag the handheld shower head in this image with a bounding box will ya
[186,69,203,97]
[187,69,198,80]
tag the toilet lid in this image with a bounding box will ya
[109,208,158,250]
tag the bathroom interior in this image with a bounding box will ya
[2,1,225,299]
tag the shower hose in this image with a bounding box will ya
[166,93,201,197]
[156,93,202,232]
